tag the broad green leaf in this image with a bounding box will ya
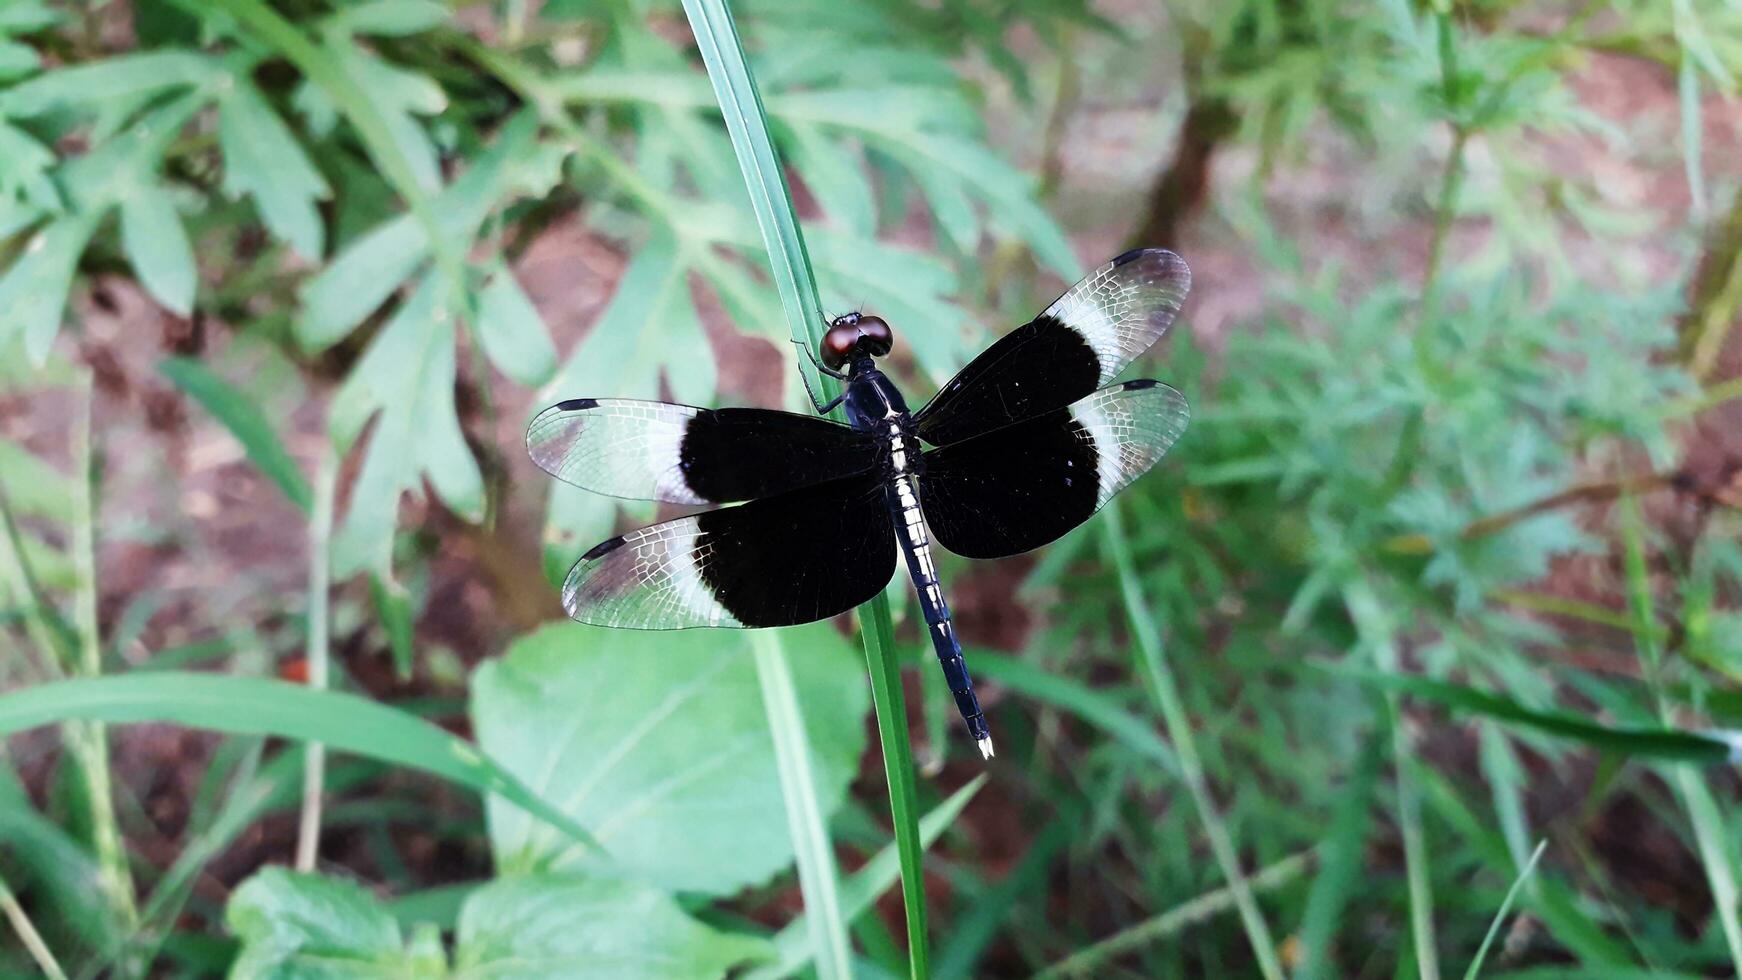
[296,111,547,350]
[472,622,868,894]
[158,357,312,512]
[474,264,556,387]
[453,874,768,978]
[227,869,437,979]
[219,80,332,260]
[119,182,197,316]
[0,672,598,849]
[327,0,449,36]
[0,1,60,34]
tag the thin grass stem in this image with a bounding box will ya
[0,874,67,980]
[1102,504,1285,980]
[295,447,337,872]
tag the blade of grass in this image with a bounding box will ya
[1462,840,1547,980]
[0,672,599,854]
[1619,498,1742,971]
[158,357,313,513]
[1294,727,1384,980]
[0,874,67,980]
[1320,666,1737,764]
[746,776,985,980]
[1101,503,1284,980]
[754,631,853,980]
[295,446,336,872]
[678,0,928,974]
[1033,851,1313,980]
[969,651,1178,773]
[1345,578,1440,980]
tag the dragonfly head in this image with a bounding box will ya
[822,312,894,369]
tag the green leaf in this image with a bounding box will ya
[0,50,217,117]
[474,264,556,387]
[472,622,867,894]
[219,80,331,260]
[0,39,38,81]
[453,874,768,978]
[329,272,483,577]
[1328,666,1737,764]
[0,121,60,211]
[227,868,434,979]
[158,357,312,512]
[296,111,543,351]
[327,0,449,36]
[0,437,77,523]
[119,182,197,316]
[0,672,599,850]
[0,213,100,364]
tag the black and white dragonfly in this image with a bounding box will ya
[527,249,1191,760]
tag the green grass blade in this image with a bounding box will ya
[678,0,928,973]
[746,776,985,980]
[0,672,599,854]
[1323,667,1737,764]
[970,651,1178,773]
[1102,503,1285,980]
[1345,579,1440,980]
[1033,851,1313,980]
[1294,728,1384,980]
[1462,839,1546,980]
[754,632,852,980]
[158,357,312,513]
[0,874,66,980]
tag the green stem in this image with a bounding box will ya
[1345,580,1439,980]
[71,373,137,936]
[295,447,337,872]
[675,0,930,973]
[0,874,66,980]
[753,632,853,980]
[1102,505,1285,980]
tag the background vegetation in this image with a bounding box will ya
[3,0,1742,976]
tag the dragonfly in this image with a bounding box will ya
[527,248,1191,760]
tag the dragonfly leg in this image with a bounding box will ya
[789,339,848,415]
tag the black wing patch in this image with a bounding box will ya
[527,398,880,504]
[915,249,1190,447]
[561,472,896,629]
[919,380,1189,559]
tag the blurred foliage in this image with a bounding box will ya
[2,0,1742,977]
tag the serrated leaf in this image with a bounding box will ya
[472,622,867,894]
[474,264,556,387]
[785,123,874,235]
[0,39,37,80]
[158,357,312,511]
[0,50,217,117]
[119,182,197,315]
[453,875,768,978]
[0,122,58,211]
[330,39,443,191]
[0,213,100,364]
[327,0,449,36]
[297,112,540,351]
[219,80,331,260]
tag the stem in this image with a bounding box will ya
[859,597,930,978]
[1382,469,1682,555]
[70,373,137,934]
[1102,504,1285,980]
[0,875,67,980]
[294,447,337,872]
[1034,851,1314,980]
[1346,580,1440,980]
[753,632,853,980]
